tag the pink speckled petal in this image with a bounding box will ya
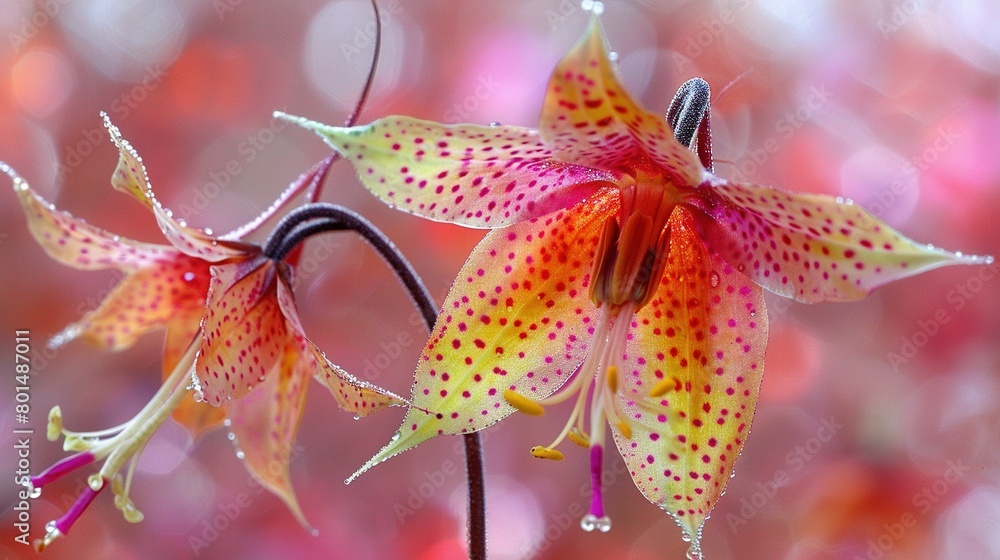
[540,17,703,183]
[279,113,616,228]
[197,258,288,405]
[3,162,173,271]
[103,114,256,261]
[65,255,211,352]
[349,194,615,480]
[224,338,311,528]
[274,277,406,416]
[613,205,767,548]
[689,181,991,302]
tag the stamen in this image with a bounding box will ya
[31,338,199,550]
[615,420,632,440]
[605,365,619,394]
[503,389,545,416]
[112,473,145,523]
[46,406,62,441]
[568,428,590,448]
[530,446,565,461]
[650,374,681,397]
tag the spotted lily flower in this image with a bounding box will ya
[279,13,990,554]
[4,116,404,550]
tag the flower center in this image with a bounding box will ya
[589,180,676,310]
[503,302,636,532]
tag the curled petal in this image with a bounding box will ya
[540,17,703,183]
[307,343,407,416]
[613,206,767,547]
[274,278,406,416]
[219,156,334,241]
[3,161,172,271]
[689,181,991,302]
[197,258,288,405]
[278,112,615,228]
[225,339,312,529]
[349,194,615,481]
[103,113,256,261]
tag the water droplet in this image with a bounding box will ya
[608,51,619,62]
[204,228,213,236]
[737,263,746,272]
[955,251,963,258]
[45,520,57,533]
[835,196,845,204]
[88,475,104,490]
[681,533,691,543]
[177,219,187,227]
[686,545,703,560]
[227,432,236,441]
[28,485,42,499]
[580,513,611,532]
[192,391,204,403]
[223,418,231,427]
[235,449,245,460]
[581,0,604,15]
[709,271,720,288]
[489,121,502,127]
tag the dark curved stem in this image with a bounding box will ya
[265,203,487,560]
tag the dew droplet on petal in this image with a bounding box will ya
[709,270,720,288]
[580,513,611,532]
[581,0,605,15]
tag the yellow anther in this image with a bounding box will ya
[530,446,565,461]
[111,475,145,523]
[47,406,63,442]
[568,428,590,448]
[606,366,619,394]
[649,376,680,398]
[504,389,545,416]
[615,420,632,440]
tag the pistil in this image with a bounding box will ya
[503,301,636,532]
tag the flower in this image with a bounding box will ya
[4,115,405,550]
[278,12,990,554]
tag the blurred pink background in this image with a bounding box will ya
[1,1,999,559]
